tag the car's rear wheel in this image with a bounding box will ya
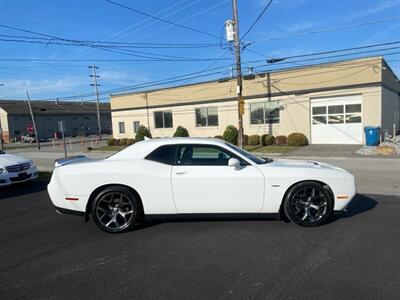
[91,186,140,233]
[283,181,333,227]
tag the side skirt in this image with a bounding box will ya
[54,206,85,217]
[145,213,280,222]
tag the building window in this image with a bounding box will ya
[250,101,280,124]
[312,104,361,125]
[133,121,140,133]
[312,106,327,125]
[195,107,218,127]
[154,111,173,128]
[118,122,125,134]
[84,116,90,120]
[345,104,361,123]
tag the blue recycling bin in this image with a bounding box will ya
[364,126,380,146]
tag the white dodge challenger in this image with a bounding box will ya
[48,137,356,233]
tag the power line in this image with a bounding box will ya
[240,0,274,41]
[30,56,385,104]
[258,46,400,70]
[0,34,220,48]
[254,15,400,43]
[0,24,226,61]
[275,40,400,61]
[104,0,221,39]
[0,57,233,62]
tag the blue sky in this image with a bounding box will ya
[1,0,400,100]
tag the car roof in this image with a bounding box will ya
[107,137,228,160]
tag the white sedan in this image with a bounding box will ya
[48,137,356,233]
[0,150,38,186]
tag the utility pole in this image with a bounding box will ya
[232,0,244,147]
[144,93,150,128]
[89,65,102,140]
[26,91,41,150]
[0,83,4,150]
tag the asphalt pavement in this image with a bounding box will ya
[0,180,399,299]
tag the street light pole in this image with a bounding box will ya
[232,0,244,147]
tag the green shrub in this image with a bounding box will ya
[214,135,224,140]
[107,139,116,146]
[242,134,249,146]
[127,138,135,145]
[113,139,120,146]
[288,132,309,146]
[173,126,189,137]
[135,125,152,141]
[274,135,287,145]
[261,134,274,146]
[248,135,261,146]
[119,138,128,146]
[223,125,238,145]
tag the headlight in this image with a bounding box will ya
[0,167,7,174]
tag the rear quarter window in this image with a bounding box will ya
[145,145,176,165]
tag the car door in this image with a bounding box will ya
[171,144,264,213]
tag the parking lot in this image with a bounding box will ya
[0,168,399,299]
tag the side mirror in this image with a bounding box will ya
[228,158,240,169]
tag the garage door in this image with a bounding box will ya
[311,96,362,144]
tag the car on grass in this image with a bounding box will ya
[0,150,38,186]
[48,137,356,233]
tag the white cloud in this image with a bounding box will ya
[254,0,309,9]
[279,21,318,34]
[346,0,400,20]
[98,70,128,82]
[2,77,86,97]
[266,46,316,59]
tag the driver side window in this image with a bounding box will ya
[176,145,235,166]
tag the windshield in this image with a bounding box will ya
[225,143,271,164]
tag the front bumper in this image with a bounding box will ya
[0,167,38,187]
[334,174,357,211]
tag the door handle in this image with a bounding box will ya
[175,171,187,175]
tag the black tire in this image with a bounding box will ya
[91,186,141,233]
[283,181,333,227]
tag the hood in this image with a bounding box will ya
[0,153,31,168]
[269,159,347,172]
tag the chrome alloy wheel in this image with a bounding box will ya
[289,187,328,224]
[95,192,135,231]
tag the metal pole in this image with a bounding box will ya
[232,0,244,147]
[0,84,4,150]
[144,92,150,128]
[26,91,40,150]
[89,65,102,141]
[59,121,67,158]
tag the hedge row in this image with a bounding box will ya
[107,138,135,146]
[225,130,308,146]
[108,125,308,147]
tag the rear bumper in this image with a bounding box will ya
[0,167,38,187]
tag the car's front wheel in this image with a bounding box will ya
[283,181,333,227]
[91,186,141,233]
